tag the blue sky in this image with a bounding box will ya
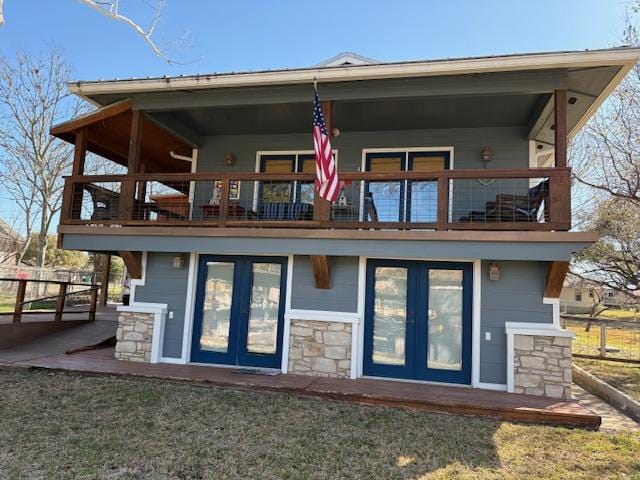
[0,0,632,81]
[0,0,632,224]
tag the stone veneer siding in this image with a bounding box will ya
[115,311,155,362]
[288,320,352,378]
[513,334,572,399]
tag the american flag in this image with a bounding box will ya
[313,89,339,202]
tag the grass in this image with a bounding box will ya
[0,370,639,479]
[575,358,640,403]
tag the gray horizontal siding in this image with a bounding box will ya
[134,252,189,359]
[479,260,552,384]
[290,256,359,313]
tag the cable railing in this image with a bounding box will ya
[60,168,571,231]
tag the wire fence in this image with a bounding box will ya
[561,315,640,363]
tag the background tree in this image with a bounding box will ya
[0,49,84,268]
[570,9,640,300]
[21,234,89,269]
[0,0,191,64]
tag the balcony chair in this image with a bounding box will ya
[84,184,120,221]
[458,179,549,223]
[259,202,314,221]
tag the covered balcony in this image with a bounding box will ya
[53,81,578,234]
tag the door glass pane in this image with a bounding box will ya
[200,262,235,353]
[409,156,446,223]
[372,267,407,365]
[261,157,294,205]
[367,157,403,222]
[427,269,463,371]
[246,263,282,354]
[298,157,316,205]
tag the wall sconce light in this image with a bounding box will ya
[172,254,185,270]
[224,153,236,166]
[481,146,493,163]
[331,127,341,138]
[488,261,500,281]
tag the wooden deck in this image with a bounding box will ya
[6,347,601,430]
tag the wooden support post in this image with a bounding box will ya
[54,282,68,322]
[13,279,26,323]
[89,287,98,322]
[99,254,111,306]
[66,128,88,221]
[120,251,143,280]
[436,177,449,230]
[554,89,567,169]
[599,323,607,358]
[120,110,144,220]
[544,261,570,298]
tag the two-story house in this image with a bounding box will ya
[51,48,640,400]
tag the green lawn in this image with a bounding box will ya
[0,370,639,479]
[575,358,640,403]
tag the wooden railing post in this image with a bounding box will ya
[548,169,571,229]
[54,282,68,322]
[89,287,98,321]
[437,176,449,230]
[13,279,27,323]
[119,178,135,220]
[218,179,230,227]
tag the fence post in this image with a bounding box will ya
[89,287,98,321]
[54,282,68,322]
[600,323,607,358]
[13,279,26,323]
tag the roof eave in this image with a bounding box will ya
[68,48,640,98]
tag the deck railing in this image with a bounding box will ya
[0,278,99,323]
[60,167,571,231]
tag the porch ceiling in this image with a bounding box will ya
[160,93,545,136]
[51,101,193,173]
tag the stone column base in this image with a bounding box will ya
[513,333,573,399]
[115,311,155,363]
[288,320,352,378]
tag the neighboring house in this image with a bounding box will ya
[51,48,640,400]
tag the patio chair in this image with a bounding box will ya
[259,202,313,221]
[458,179,549,223]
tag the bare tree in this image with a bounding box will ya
[0,0,191,64]
[570,9,640,301]
[0,49,85,268]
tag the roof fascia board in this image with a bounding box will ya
[68,49,640,97]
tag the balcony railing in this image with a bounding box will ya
[60,168,571,231]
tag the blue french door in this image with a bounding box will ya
[190,255,287,368]
[363,259,472,384]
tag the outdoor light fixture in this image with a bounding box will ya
[568,96,578,105]
[481,146,492,163]
[331,127,341,138]
[224,153,236,166]
[488,261,500,281]
[172,254,185,270]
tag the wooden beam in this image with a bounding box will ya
[544,261,570,298]
[554,89,567,168]
[310,255,331,289]
[51,99,132,136]
[120,251,142,280]
[72,128,88,175]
